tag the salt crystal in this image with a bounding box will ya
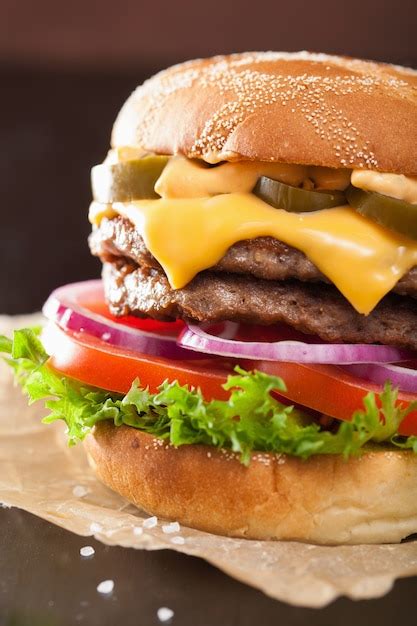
[143,516,158,529]
[170,536,185,545]
[0,502,11,509]
[80,546,95,557]
[133,526,143,536]
[90,522,103,533]
[162,522,180,534]
[157,607,174,622]
[72,485,89,498]
[97,580,114,595]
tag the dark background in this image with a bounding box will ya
[1,1,417,624]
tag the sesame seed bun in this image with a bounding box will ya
[112,51,417,175]
[85,423,417,545]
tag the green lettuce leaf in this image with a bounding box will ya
[1,327,417,465]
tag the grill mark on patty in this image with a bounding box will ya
[102,260,417,350]
[90,216,417,297]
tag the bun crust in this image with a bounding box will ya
[85,423,417,545]
[112,52,417,175]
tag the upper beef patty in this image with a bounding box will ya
[90,216,417,298]
[90,216,417,349]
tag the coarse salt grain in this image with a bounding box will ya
[162,522,180,534]
[90,522,103,533]
[133,526,143,536]
[97,580,114,595]
[72,485,89,498]
[157,607,174,622]
[143,516,158,529]
[80,546,95,557]
[170,536,185,545]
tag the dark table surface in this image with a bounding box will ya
[1,507,417,626]
[3,61,417,626]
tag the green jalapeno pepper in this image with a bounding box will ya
[253,176,347,212]
[347,186,417,240]
[91,156,169,203]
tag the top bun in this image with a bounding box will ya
[112,52,417,175]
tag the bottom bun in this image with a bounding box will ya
[84,423,417,545]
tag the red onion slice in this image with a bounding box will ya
[179,323,414,365]
[344,363,417,393]
[42,280,193,360]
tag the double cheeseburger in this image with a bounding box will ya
[4,52,417,544]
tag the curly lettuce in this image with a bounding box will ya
[1,328,417,465]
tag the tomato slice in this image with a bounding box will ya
[253,360,417,437]
[44,323,233,401]
[44,322,417,437]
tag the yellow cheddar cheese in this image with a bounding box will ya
[113,194,417,315]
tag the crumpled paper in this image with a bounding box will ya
[1,314,417,608]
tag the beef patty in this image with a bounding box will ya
[90,216,417,297]
[90,217,417,349]
[102,261,417,349]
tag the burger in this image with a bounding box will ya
[3,51,417,545]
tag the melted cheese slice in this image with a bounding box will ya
[113,193,417,315]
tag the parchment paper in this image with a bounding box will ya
[1,314,417,608]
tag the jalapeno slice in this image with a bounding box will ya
[253,176,347,213]
[91,156,169,203]
[346,186,417,240]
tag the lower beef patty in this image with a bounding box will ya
[102,261,417,350]
[90,217,417,349]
